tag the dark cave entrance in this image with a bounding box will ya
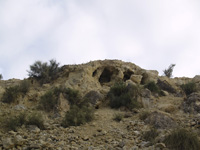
[98,67,119,85]
[99,68,112,83]
[123,70,134,81]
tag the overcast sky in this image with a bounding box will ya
[0,0,200,80]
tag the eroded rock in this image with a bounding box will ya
[144,111,176,129]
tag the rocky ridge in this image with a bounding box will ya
[0,59,200,150]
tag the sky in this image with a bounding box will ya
[0,0,200,80]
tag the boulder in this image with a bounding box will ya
[182,93,200,113]
[84,91,104,108]
[193,75,200,83]
[141,70,159,84]
[144,111,176,129]
[2,137,14,149]
[130,75,142,84]
[157,78,177,93]
[140,89,152,108]
[14,135,24,146]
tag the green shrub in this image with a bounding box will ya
[108,82,141,109]
[2,86,20,103]
[26,112,45,129]
[144,81,159,93]
[64,88,81,105]
[164,128,200,150]
[61,105,94,127]
[19,80,31,94]
[17,112,27,126]
[143,128,159,144]
[163,64,176,78]
[2,115,20,131]
[1,80,31,103]
[39,90,58,112]
[181,82,197,96]
[28,59,60,84]
[1,112,27,131]
[113,113,124,122]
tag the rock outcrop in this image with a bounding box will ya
[1,59,200,149]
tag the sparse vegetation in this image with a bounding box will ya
[108,82,141,109]
[19,80,31,95]
[64,88,81,105]
[1,86,20,103]
[39,87,83,112]
[164,128,200,150]
[28,59,60,84]
[1,80,31,103]
[26,112,45,129]
[144,81,166,96]
[181,82,197,96]
[1,115,21,131]
[163,64,176,78]
[142,128,159,144]
[39,89,58,112]
[61,105,94,127]
[113,113,124,122]
[0,111,45,131]
[144,81,159,93]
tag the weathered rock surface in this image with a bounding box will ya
[144,111,176,129]
[183,92,200,113]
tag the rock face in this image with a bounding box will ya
[59,60,159,95]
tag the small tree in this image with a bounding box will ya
[27,59,60,84]
[163,64,176,78]
[0,74,2,80]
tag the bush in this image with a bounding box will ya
[28,59,60,84]
[163,64,175,78]
[2,115,20,131]
[17,112,27,126]
[1,112,45,131]
[0,74,2,80]
[108,82,141,109]
[113,113,124,122]
[1,112,27,131]
[19,80,31,95]
[181,82,197,96]
[164,128,200,150]
[26,112,45,129]
[61,105,94,127]
[39,89,58,112]
[63,88,81,105]
[143,128,159,144]
[1,80,31,103]
[144,81,160,93]
[1,86,20,103]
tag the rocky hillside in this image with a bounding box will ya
[0,59,200,150]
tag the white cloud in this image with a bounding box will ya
[0,0,200,79]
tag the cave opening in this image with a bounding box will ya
[99,68,113,83]
[92,69,97,77]
[123,70,134,81]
